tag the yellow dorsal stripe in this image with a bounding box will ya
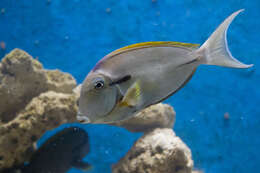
[113,41,200,54]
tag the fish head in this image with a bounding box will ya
[77,72,118,123]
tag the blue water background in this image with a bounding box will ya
[0,0,259,172]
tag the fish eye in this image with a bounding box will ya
[94,80,104,90]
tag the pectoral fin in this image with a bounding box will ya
[119,80,141,107]
[72,160,92,171]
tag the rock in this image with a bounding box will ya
[111,103,176,132]
[0,91,78,169]
[112,128,193,173]
[0,49,78,170]
[0,49,76,122]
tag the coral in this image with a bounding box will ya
[111,101,193,173]
[112,128,193,173]
[0,49,76,123]
[111,103,175,132]
[111,102,193,173]
[0,49,78,170]
[0,91,77,169]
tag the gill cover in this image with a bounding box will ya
[78,73,118,122]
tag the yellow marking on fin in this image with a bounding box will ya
[113,41,200,54]
[119,81,141,107]
[118,101,130,107]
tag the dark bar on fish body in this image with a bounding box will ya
[109,75,131,86]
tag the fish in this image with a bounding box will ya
[77,10,253,124]
[1,127,92,173]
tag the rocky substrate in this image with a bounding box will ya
[112,128,193,173]
[0,49,78,169]
[0,49,197,173]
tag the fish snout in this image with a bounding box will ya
[77,112,91,124]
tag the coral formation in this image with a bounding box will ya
[0,49,78,170]
[112,128,193,173]
[110,92,194,173]
[0,49,76,123]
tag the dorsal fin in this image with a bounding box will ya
[112,41,200,55]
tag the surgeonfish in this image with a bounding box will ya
[24,127,91,173]
[1,127,92,173]
[77,10,253,124]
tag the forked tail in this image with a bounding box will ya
[196,9,253,68]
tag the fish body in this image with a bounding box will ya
[86,44,199,123]
[77,10,253,124]
[23,127,91,173]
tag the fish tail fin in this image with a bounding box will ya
[196,9,253,68]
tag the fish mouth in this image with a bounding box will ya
[77,112,91,124]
